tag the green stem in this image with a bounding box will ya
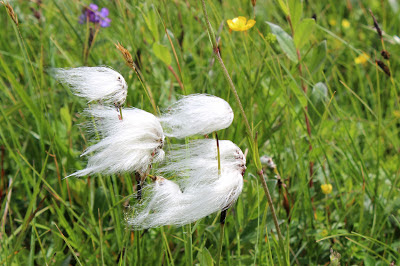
[185,224,193,266]
[257,170,286,262]
[216,222,225,266]
[287,16,314,186]
[119,106,123,120]
[200,0,287,264]
[215,132,221,176]
[136,231,141,264]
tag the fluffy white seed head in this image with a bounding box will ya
[126,139,246,229]
[68,105,164,177]
[159,94,234,138]
[126,169,243,229]
[158,139,246,187]
[53,67,128,106]
[127,177,183,228]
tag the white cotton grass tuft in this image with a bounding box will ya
[126,169,243,229]
[158,139,246,187]
[68,105,165,177]
[126,139,246,229]
[159,94,234,138]
[53,66,128,106]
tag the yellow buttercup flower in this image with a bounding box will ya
[341,19,350,29]
[329,19,337,26]
[321,184,333,195]
[227,16,256,31]
[354,53,370,65]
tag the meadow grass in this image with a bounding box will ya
[0,0,399,265]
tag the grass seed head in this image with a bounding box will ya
[2,1,18,26]
[115,42,135,70]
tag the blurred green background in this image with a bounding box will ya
[0,0,399,264]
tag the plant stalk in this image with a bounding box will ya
[216,210,226,266]
[287,16,314,186]
[200,0,287,263]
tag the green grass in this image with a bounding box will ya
[1,0,399,265]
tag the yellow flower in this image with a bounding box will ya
[354,53,370,65]
[321,184,333,195]
[341,19,350,29]
[329,19,337,26]
[227,16,256,31]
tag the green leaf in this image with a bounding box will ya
[277,0,289,16]
[60,105,72,132]
[138,4,159,42]
[294,18,315,49]
[152,43,172,65]
[289,0,303,28]
[266,22,298,63]
[291,83,307,107]
[311,82,328,102]
[309,40,328,74]
[309,40,327,74]
[309,82,328,124]
[363,256,376,266]
[198,247,214,266]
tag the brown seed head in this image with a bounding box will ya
[381,50,390,60]
[115,42,135,70]
[1,1,19,26]
[369,9,382,38]
[376,60,391,77]
[251,0,256,7]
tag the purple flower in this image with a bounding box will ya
[79,3,111,28]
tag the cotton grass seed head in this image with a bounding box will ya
[126,168,244,229]
[53,67,128,107]
[68,105,164,177]
[159,94,234,138]
[158,139,246,187]
[126,139,246,229]
[126,177,183,229]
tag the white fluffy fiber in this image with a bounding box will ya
[159,94,234,138]
[53,67,128,106]
[127,139,246,229]
[126,169,243,229]
[68,105,165,177]
[158,139,246,187]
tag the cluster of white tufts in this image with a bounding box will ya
[127,140,246,229]
[67,106,165,177]
[53,67,128,107]
[54,66,245,229]
[158,139,246,187]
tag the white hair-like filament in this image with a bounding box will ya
[127,140,246,229]
[126,169,243,229]
[158,139,246,187]
[53,67,128,106]
[68,105,164,177]
[159,94,234,138]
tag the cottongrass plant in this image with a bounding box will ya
[159,94,234,138]
[68,105,165,177]
[53,66,128,107]
[126,139,246,229]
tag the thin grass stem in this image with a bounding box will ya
[216,218,225,266]
[199,0,287,264]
